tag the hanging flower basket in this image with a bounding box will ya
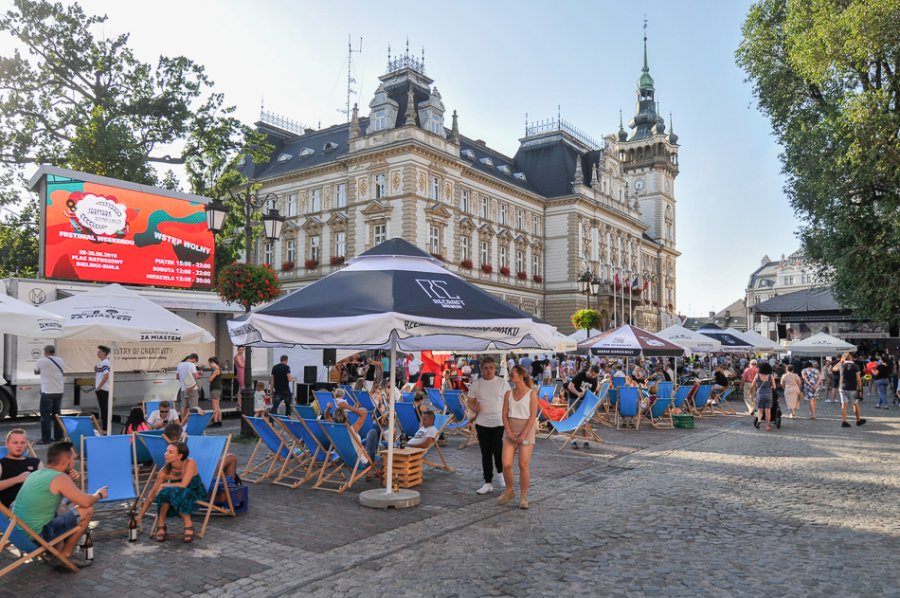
[480,264,493,274]
[281,260,294,272]
[330,255,345,266]
[533,274,543,284]
[217,263,281,310]
[304,259,319,270]
[516,271,528,280]
[460,259,473,269]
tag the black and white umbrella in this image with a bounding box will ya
[577,324,685,357]
[697,324,753,353]
[228,238,558,500]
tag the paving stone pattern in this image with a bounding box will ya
[2,400,898,596]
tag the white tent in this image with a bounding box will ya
[43,283,214,434]
[724,328,780,352]
[0,292,65,338]
[789,333,857,355]
[657,324,722,353]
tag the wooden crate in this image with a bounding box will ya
[382,447,425,489]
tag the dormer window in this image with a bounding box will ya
[429,113,442,134]
[299,147,315,157]
[462,149,476,160]
[479,157,494,167]
[513,172,527,181]
[497,165,511,175]
[374,109,387,131]
[277,153,292,163]
[323,141,339,152]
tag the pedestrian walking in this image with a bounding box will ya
[741,359,759,415]
[801,360,820,419]
[207,357,223,427]
[835,353,866,427]
[94,345,111,433]
[176,354,203,420]
[270,354,294,416]
[751,361,775,432]
[781,364,802,418]
[34,345,65,444]
[874,356,891,409]
[466,356,509,495]
[497,365,538,510]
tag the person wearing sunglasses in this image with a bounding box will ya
[147,401,180,430]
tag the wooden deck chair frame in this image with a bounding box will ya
[134,432,172,509]
[423,414,454,472]
[710,386,737,415]
[272,418,329,488]
[190,435,235,539]
[0,503,80,576]
[55,414,103,458]
[642,397,675,428]
[547,390,604,451]
[690,385,714,417]
[266,415,313,488]
[313,421,377,493]
[615,387,642,430]
[442,390,478,448]
[240,416,292,484]
[302,418,344,488]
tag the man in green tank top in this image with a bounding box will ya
[12,441,107,569]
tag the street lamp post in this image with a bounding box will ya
[577,270,602,334]
[205,189,285,436]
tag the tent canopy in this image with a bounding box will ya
[577,324,685,357]
[754,287,847,315]
[0,292,65,337]
[789,332,857,355]
[723,328,780,352]
[697,324,753,353]
[657,324,722,353]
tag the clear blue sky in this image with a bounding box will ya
[11,0,800,317]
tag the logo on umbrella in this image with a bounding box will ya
[415,279,464,310]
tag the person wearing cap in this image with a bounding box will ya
[34,345,65,444]
[94,345,112,433]
[741,359,759,416]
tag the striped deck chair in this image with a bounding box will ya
[241,416,293,483]
[273,417,338,488]
[183,411,213,436]
[690,385,714,417]
[442,389,477,448]
[0,503,80,576]
[80,435,139,512]
[314,421,380,493]
[615,387,642,430]
[644,397,674,428]
[56,415,102,458]
[547,390,604,451]
[186,435,234,538]
[425,388,447,413]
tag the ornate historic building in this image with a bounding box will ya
[241,37,680,334]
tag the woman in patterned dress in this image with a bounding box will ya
[801,361,821,420]
[134,441,205,543]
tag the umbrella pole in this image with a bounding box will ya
[107,341,116,436]
[385,340,397,495]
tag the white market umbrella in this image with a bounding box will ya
[0,292,65,337]
[789,333,856,355]
[657,324,722,354]
[43,283,214,434]
[724,328,780,352]
[567,328,602,342]
[696,324,753,353]
[577,324,685,357]
[229,238,559,499]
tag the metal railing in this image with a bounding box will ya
[525,118,604,150]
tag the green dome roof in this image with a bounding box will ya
[639,71,654,89]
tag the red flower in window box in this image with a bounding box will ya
[460,259,473,269]
[500,266,511,276]
[533,274,543,284]
[480,264,493,274]
[281,260,294,272]
[644,299,650,305]
[516,271,527,280]
[652,300,659,307]
[330,255,345,266]
[304,259,319,270]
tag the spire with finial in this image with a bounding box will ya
[387,44,391,69]
[405,83,416,125]
[618,109,628,141]
[639,16,654,90]
[573,152,584,186]
[450,109,459,144]
[668,112,679,144]
[421,46,425,70]
[349,102,360,139]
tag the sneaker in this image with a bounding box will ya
[571,441,579,450]
[518,497,529,510]
[841,421,851,428]
[856,418,866,426]
[496,476,506,490]
[476,483,493,495]
[497,490,516,506]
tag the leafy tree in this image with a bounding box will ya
[0,0,271,276]
[0,199,38,277]
[736,0,900,325]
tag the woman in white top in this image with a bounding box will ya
[498,364,538,510]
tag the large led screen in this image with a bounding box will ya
[42,174,214,289]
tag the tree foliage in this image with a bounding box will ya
[0,0,271,276]
[736,0,900,324]
[571,309,601,332]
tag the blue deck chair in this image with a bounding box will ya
[56,415,102,458]
[547,390,604,451]
[538,385,556,403]
[314,391,337,414]
[340,384,354,394]
[657,382,673,399]
[314,421,380,493]
[425,388,447,413]
[296,404,317,420]
[426,414,455,472]
[241,416,292,484]
[400,392,415,403]
[442,389,477,447]
[185,435,234,538]
[143,400,166,419]
[611,376,626,389]
[0,503,80,576]
[712,386,737,415]
[616,387,642,430]
[673,386,692,411]
[273,418,339,488]
[394,402,421,438]
[644,397,674,428]
[184,411,213,436]
[80,435,138,507]
[304,418,334,454]
[691,384,714,416]
[346,408,379,441]
[353,390,378,413]
[135,431,170,505]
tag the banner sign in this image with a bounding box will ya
[43,174,214,289]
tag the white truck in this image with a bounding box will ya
[0,276,264,420]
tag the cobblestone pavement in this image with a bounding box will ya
[2,399,898,596]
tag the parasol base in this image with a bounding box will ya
[359,488,420,509]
